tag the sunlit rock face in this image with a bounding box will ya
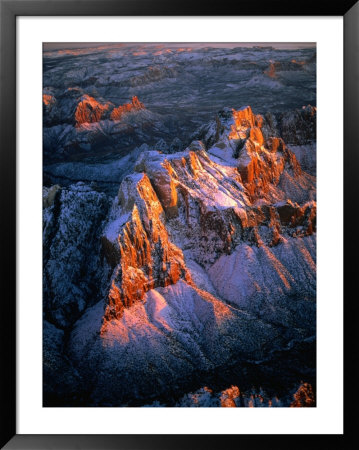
[42,90,163,165]
[290,383,316,407]
[101,172,191,321]
[227,106,303,201]
[74,95,111,126]
[110,96,145,120]
[97,106,316,336]
[194,106,315,204]
[74,95,145,126]
[44,101,316,407]
[43,93,56,107]
[43,44,316,170]
[151,381,315,407]
[264,59,308,79]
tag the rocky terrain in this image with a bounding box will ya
[43,44,316,189]
[43,44,316,407]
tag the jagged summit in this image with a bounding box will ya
[43,44,317,407]
[75,94,111,126]
[43,106,316,407]
[96,104,315,338]
[101,172,191,321]
[74,94,145,126]
[110,95,145,121]
[192,105,314,203]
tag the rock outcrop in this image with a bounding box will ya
[42,41,317,408]
[102,172,191,320]
[163,382,314,407]
[264,59,307,78]
[43,183,110,328]
[74,94,111,126]
[290,383,316,407]
[43,93,56,107]
[99,105,316,330]
[110,96,145,120]
[44,103,317,407]
[69,94,146,127]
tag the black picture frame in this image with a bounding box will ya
[1,0,357,448]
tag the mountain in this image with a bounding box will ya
[145,382,315,407]
[43,91,166,163]
[43,44,316,165]
[43,104,316,406]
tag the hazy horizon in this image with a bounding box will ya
[43,42,316,52]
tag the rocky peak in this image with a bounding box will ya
[205,106,303,202]
[74,94,111,126]
[290,383,315,407]
[193,104,316,153]
[43,93,56,107]
[101,172,192,322]
[74,95,145,127]
[104,138,315,273]
[98,106,315,327]
[110,96,145,121]
[228,105,263,140]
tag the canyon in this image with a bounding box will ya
[43,44,316,407]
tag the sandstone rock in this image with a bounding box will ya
[74,94,111,126]
[43,93,56,107]
[102,173,191,321]
[290,383,315,407]
[220,386,241,407]
[110,96,145,121]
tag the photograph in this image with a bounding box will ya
[42,42,317,408]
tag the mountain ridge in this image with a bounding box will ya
[43,102,316,406]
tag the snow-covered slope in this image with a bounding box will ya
[43,183,111,328]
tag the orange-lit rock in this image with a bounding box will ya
[102,173,192,322]
[100,103,316,327]
[267,136,284,153]
[110,96,145,120]
[74,95,110,126]
[249,126,264,146]
[265,61,277,78]
[43,94,55,106]
[74,94,144,126]
[290,383,315,407]
[228,107,302,201]
[220,385,241,407]
[229,105,263,140]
